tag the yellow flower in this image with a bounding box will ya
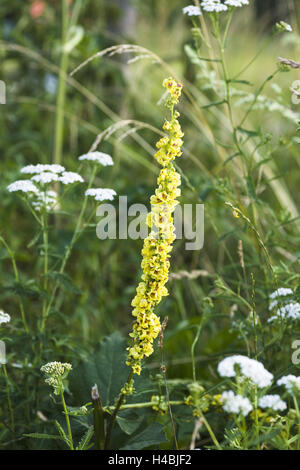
[126,77,184,375]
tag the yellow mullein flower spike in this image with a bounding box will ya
[126,77,184,375]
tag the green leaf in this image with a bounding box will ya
[27,230,42,249]
[116,410,144,435]
[236,127,259,137]
[120,422,167,450]
[184,45,221,65]
[45,271,81,295]
[245,176,258,201]
[24,433,63,440]
[201,100,226,109]
[224,152,240,165]
[250,428,281,446]
[55,420,68,443]
[2,281,49,300]
[76,426,94,450]
[69,332,129,406]
[229,79,252,86]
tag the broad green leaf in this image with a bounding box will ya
[120,422,167,450]
[116,410,144,435]
[69,332,130,406]
[70,332,154,406]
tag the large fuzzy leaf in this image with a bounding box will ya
[69,331,129,406]
[120,422,167,450]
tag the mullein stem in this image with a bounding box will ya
[104,371,134,450]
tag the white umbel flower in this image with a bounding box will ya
[0,311,11,325]
[225,0,249,7]
[78,152,114,166]
[7,180,39,194]
[277,375,300,393]
[218,355,273,388]
[21,164,65,174]
[182,5,202,16]
[41,361,72,377]
[32,190,58,212]
[31,172,60,184]
[221,390,253,416]
[259,394,287,411]
[268,287,299,322]
[85,188,116,202]
[270,288,293,300]
[41,361,72,395]
[268,302,300,323]
[59,171,84,185]
[201,0,228,12]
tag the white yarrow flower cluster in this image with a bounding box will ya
[78,152,114,167]
[275,303,300,320]
[7,180,39,194]
[32,190,58,212]
[41,361,72,395]
[85,188,116,202]
[277,375,300,394]
[270,288,293,300]
[225,0,249,7]
[221,390,253,416]
[258,394,287,411]
[21,164,65,174]
[0,311,11,325]
[59,171,84,185]
[41,361,72,376]
[201,0,228,13]
[218,355,273,388]
[268,288,300,323]
[8,162,84,212]
[182,5,202,16]
[31,172,60,184]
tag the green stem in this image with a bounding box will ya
[198,408,221,450]
[254,386,260,450]
[53,0,69,166]
[222,9,234,49]
[232,35,274,80]
[61,390,74,450]
[238,69,280,128]
[0,237,29,333]
[2,364,15,434]
[60,164,98,272]
[104,371,133,450]
[104,400,185,412]
[191,320,204,382]
[40,165,98,332]
[293,395,300,450]
[40,212,49,331]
